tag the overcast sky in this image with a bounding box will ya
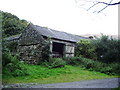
[0,0,118,35]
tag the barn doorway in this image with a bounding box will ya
[52,42,65,57]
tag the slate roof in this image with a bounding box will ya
[4,34,21,41]
[31,24,88,43]
[5,23,89,42]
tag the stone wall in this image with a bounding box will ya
[17,24,45,64]
[18,24,44,45]
[18,44,43,64]
[17,23,76,64]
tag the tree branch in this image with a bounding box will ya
[87,0,120,13]
[87,2,99,11]
[97,0,113,13]
[96,1,120,6]
[76,0,120,13]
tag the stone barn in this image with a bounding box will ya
[17,23,88,64]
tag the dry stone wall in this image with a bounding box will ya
[17,24,45,64]
[18,44,43,64]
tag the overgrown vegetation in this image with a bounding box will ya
[41,37,51,62]
[1,11,28,38]
[64,56,120,75]
[75,35,120,63]
[2,52,29,77]
[73,35,120,75]
[41,58,66,68]
[75,39,97,60]
[92,35,120,63]
[3,65,116,84]
[2,34,28,76]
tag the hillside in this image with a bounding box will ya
[1,11,28,38]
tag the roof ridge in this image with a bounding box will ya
[32,24,89,42]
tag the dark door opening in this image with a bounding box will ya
[52,42,65,57]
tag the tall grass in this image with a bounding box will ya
[3,65,116,84]
[63,56,120,75]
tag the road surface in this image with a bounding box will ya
[3,78,120,88]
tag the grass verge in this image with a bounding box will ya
[3,65,118,84]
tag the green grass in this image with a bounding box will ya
[114,86,120,90]
[3,65,118,84]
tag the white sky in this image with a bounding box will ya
[0,0,118,35]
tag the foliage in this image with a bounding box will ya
[0,11,2,40]
[3,65,116,84]
[99,63,120,75]
[63,56,120,75]
[75,34,120,63]
[41,37,51,62]
[75,39,97,60]
[5,41,18,52]
[114,86,120,90]
[2,52,29,76]
[92,34,120,63]
[2,39,28,76]
[41,58,66,68]
[1,11,28,38]
[2,39,17,65]
[63,57,81,65]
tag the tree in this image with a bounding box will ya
[75,0,120,13]
[1,11,28,38]
[75,39,97,60]
[92,34,120,63]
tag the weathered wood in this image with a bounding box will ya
[51,39,75,57]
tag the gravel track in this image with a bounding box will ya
[3,78,120,88]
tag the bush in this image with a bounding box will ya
[2,36,29,77]
[63,57,82,65]
[2,11,28,38]
[92,35,120,63]
[75,39,97,60]
[42,58,66,68]
[41,37,51,62]
[2,52,29,76]
[99,63,120,75]
[6,41,18,52]
[63,56,120,75]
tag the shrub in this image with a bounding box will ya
[75,34,120,63]
[2,52,12,66]
[63,57,82,65]
[107,63,120,75]
[100,66,113,75]
[2,36,28,77]
[2,11,28,38]
[92,34,120,63]
[6,41,18,52]
[41,37,51,62]
[75,39,97,60]
[63,56,120,75]
[2,52,29,76]
[42,58,66,68]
